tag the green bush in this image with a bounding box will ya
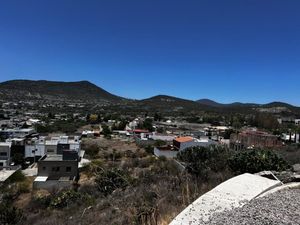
[154,140,166,147]
[0,202,24,225]
[85,144,100,159]
[7,170,26,183]
[144,145,154,155]
[228,149,290,174]
[177,146,229,179]
[17,182,30,194]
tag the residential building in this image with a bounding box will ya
[0,128,36,139]
[281,133,300,143]
[25,137,46,159]
[149,133,176,142]
[34,150,79,190]
[33,136,83,190]
[0,142,11,168]
[154,136,216,158]
[25,136,81,159]
[230,129,281,150]
[173,136,215,151]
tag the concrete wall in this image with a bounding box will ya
[0,145,10,161]
[57,143,70,155]
[33,180,73,191]
[37,160,78,179]
[179,140,216,151]
[45,144,58,155]
[154,148,178,158]
[25,144,46,158]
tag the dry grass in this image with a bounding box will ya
[19,138,233,225]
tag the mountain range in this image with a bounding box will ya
[0,79,299,115]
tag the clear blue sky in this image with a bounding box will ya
[0,0,299,105]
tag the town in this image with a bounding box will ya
[1,0,300,224]
[0,92,300,224]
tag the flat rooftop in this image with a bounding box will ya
[0,142,11,147]
[42,155,63,161]
[41,153,79,162]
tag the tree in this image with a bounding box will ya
[97,114,102,123]
[89,114,98,124]
[228,149,290,174]
[223,129,234,139]
[101,125,112,138]
[177,146,229,179]
[48,112,55,119]
[12,153,25,166]
[232,116,242,131]
[141,118,154,132]
[154,112,162,122]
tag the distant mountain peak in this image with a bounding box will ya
[196,99,223,107]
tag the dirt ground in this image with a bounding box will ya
[82,136,141,153]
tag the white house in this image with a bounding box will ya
[173,136,215,151]
[154,136,216,158]
[25,136,81,159]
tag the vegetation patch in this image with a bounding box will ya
[228,149,291,174]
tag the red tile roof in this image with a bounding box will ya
[175,136,194,143]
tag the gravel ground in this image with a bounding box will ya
[205,189,300,225]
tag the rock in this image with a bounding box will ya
[293,164,300,172]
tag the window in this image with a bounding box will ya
[66,167,72,172]
[0,152,7,157]
[52,167,60,172]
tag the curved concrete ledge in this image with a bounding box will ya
[257,182,300,198]
[169,173,281,225]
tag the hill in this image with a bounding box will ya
[139,95,212,112]
[196,99,259,108]
[0,79,299,115]
[0,80,124,103]
[196,99,223,107]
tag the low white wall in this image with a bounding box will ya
[170,173,281,225]
[33,180,73,191]
[154,148,178,158]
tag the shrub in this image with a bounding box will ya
[35,190,92,209]
[145,145,154,155]
[177,146,230,179]
[7,170,26,183]
[0,203,24,225]
[17,182,30,194]
[95,168,132,196]
[154,140,166,147]
[85,144,100,159]
[228,149,290,174]
[49,190,83,208]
